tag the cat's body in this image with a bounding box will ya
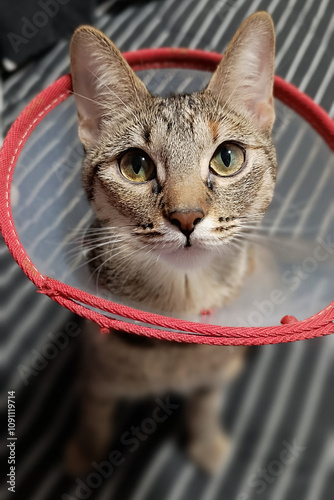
[67,12,276,475]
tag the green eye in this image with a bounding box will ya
[210,143,245,177]
[119,149,156,183]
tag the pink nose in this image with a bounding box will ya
[169,210,204,236]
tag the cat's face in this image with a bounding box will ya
[70,12,276,270]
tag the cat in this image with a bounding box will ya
[66,11,276,475]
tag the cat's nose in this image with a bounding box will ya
[169,210,204,237]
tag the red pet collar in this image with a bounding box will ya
[0,48,333,345]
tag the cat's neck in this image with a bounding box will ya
[91,241,250,315]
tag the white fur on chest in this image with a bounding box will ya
[118,244,250,315]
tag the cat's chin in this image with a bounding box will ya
[159,246,215,270]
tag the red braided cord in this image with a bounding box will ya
[0,49,333,345]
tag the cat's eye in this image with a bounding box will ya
[119,149,156,183]
[210,143,245,177]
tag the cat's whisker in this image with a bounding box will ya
[92,245,146,285]
[233,230,290,248]
[71,241,136,273]
[92,242,140,290]
[71,223,136,230]
[64,239,127,259]
[89,247,137,287]
[223,237,246,251]
[236,223,263,231]
[272,193,306,209]
[237,223,269,231]
[79,236,130,245]
[69,225,136,235]
[82,235,128,247]
[65,233,128,249]
[238,228,272,236]
[67,236,128,249]
[237,214,265,222]
[237,215,267,224]
[236,229,274,240]
[69,231,127,242]
[232,235,265,250]
[83,233,128,241]
[71,247,115,272]
[238,224,292,235]
[238,221,319,236]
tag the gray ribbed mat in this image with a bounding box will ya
[0,1,333,499]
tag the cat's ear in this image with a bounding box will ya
[206,12,275,131]
[70,26,149,148]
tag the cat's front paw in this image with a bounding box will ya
[188,430,230,474]
[65,438,96,477]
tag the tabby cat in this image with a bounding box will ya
[66,11,276,475]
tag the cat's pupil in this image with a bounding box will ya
[132,155,143,175]
[220,148,231,168]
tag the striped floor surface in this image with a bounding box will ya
[0,1,333,499]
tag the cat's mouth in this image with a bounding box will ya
[153,234,223,270]
[185,236,192,248]
[134,222,242,269]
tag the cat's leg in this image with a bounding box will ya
[65,390,118,476]
[65,321,118,476]
[186,386,229,473]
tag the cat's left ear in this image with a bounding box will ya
[70,26,149,148]
[206,12,275,131]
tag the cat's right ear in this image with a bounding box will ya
[70,26,149,148]
[205,12,275,132]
